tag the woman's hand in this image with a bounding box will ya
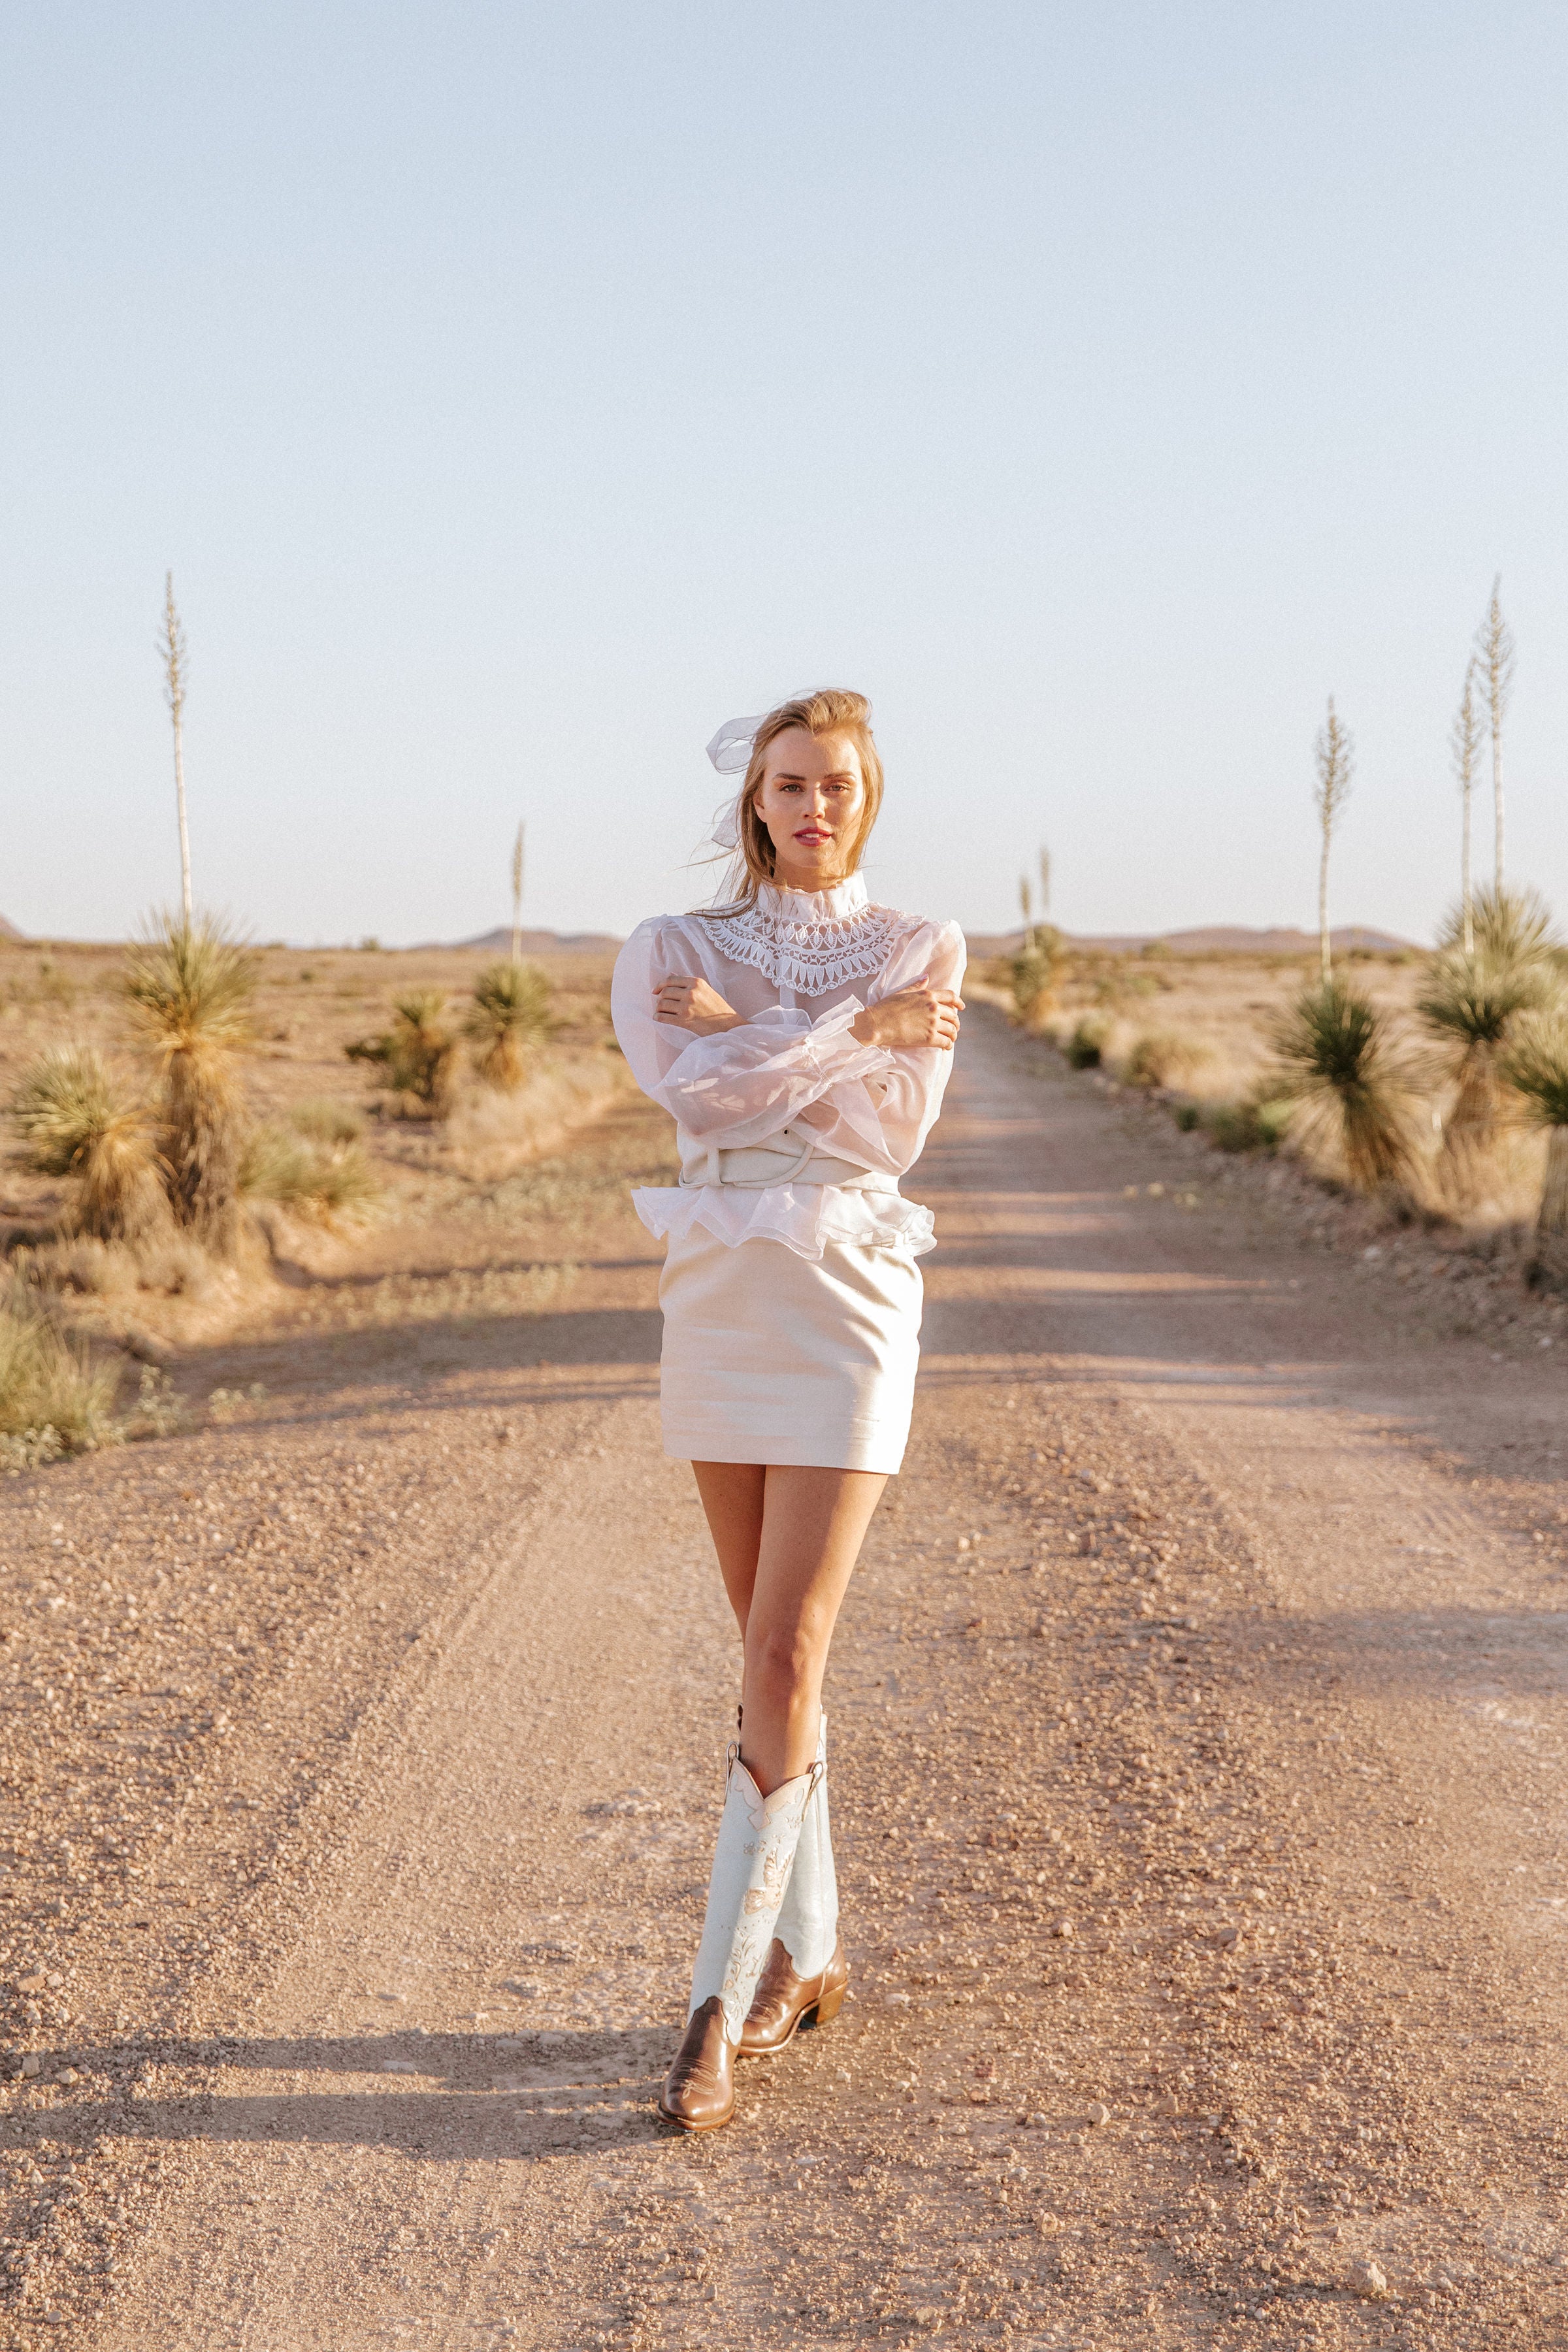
[655,973,745,1036]
[851,981,964,1051]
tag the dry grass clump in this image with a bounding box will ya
[1064,1017,1109,1069]
[123,914,257,1252]
[1122,1031,1209,1090]
[347,992,458,1117]
[1009,928,1063,1031]
[0,1279,121,1465]
[240,1107,383,1225]
[465,962,554,1092]
[1271,979,1419,1194]
[8,1045,168,1239]
[446,1053,629,1181]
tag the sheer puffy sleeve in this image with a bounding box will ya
[611,917,897,1147]
[802,917,968,1175]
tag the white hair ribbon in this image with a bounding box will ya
[704,711,764,849]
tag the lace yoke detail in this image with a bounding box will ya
[699,899,917,998]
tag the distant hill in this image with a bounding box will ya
[0,913,25,942]
[963,923,1415,959]
[449,926,624,956]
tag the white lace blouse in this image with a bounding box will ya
[611,874,966,1260]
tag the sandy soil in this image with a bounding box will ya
[2,1005,1566,2349]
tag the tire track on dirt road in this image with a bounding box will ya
[27,1006,1568,2347]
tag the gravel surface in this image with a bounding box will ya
[1,1006,1564,2349]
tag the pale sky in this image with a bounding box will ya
[4,3,1566,947]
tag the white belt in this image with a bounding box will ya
[679,1126,898,1194]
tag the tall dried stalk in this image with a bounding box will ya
[158,575,192,924]
[1451,659,1483,954]
[510,823,525,967]
[1473,576,1516,886]
[1313,698,1354,983]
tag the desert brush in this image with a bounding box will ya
[346,990,458,1115]
[8,1045,167,1240]
[465,961,554,1092]
[122,913,257,1252]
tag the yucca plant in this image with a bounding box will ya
[465,961,553,1091]
[8,1046,167,1239]
[1271,978,1416,1192]
[1503,1016,1568,1237]
[123,914,257,1252]
[1418,891,1558,1187]
[346,991,457,1115]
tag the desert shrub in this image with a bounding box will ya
[346,992,458,1117]
[1124,1031,1207,1090]
[0,1280,120,1465]
[1009,928,1063,1030]
[465,962,554,1092]
[1203,1096,1294,1154]
[1436,880,1556,965]
[240,1113,382,1224]
[1064,1018,1107,1070]
[123,914,257,1253]
[1271,978,1417,1192]
[8,1045,167,1239]
[1502,1015,1568,1237]
[287,1098,365,1145]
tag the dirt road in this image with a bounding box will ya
[5,1005,1567,2349]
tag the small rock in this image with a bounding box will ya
[17,1972,46,1995]
[1037,2212,1061,2235]
[1086,2102,1111,2126]
[56,2068,78,2086]
[1351,2259,1390,2300]
[1051,1918,1074,1939]
[20,2055,41,2078]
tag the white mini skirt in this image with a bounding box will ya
[657,1225,924,1474]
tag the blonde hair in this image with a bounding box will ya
[711,689,883,910]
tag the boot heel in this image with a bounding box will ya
[809,1982,846,2027]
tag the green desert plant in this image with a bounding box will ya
[1203,1095,1294,1154]
[0,1279,121,1463]
[1420,907,1551,1185]
[240,1111,383,1224]
[1503,1015,1568,1238]
[123,913,257,1252]
[1064,1017,1108,1069]
[346,991,458,1115]
[285,1098,365,1145]
[465,961,554,1092]
[8,1045,167,1240]
[1271,978,1417,1192]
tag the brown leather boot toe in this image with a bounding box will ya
[738,1935,849,2057]
[658,1994,736,2131]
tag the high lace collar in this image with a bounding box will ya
[755,874,870,923]
[700,869,916,998]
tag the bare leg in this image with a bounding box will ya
[692,1461,885,1793]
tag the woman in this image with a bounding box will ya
[611,688,964,2131]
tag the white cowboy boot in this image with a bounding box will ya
[739,1712,848,2056]
[659,1748,814,2131]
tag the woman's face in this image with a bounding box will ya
[752,728,866,890]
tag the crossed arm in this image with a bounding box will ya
[654,972,963,1051]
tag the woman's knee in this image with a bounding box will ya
[744,1619,822,1704]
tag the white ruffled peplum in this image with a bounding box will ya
[631,1178,937,1262]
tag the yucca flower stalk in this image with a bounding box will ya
[1473,576,1516,885]
[464,961,553,1092]
[8,1046,168,1240]
[1313,698,1354,983]
[123,913,257,1250]
[1271,977,1416,1193]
